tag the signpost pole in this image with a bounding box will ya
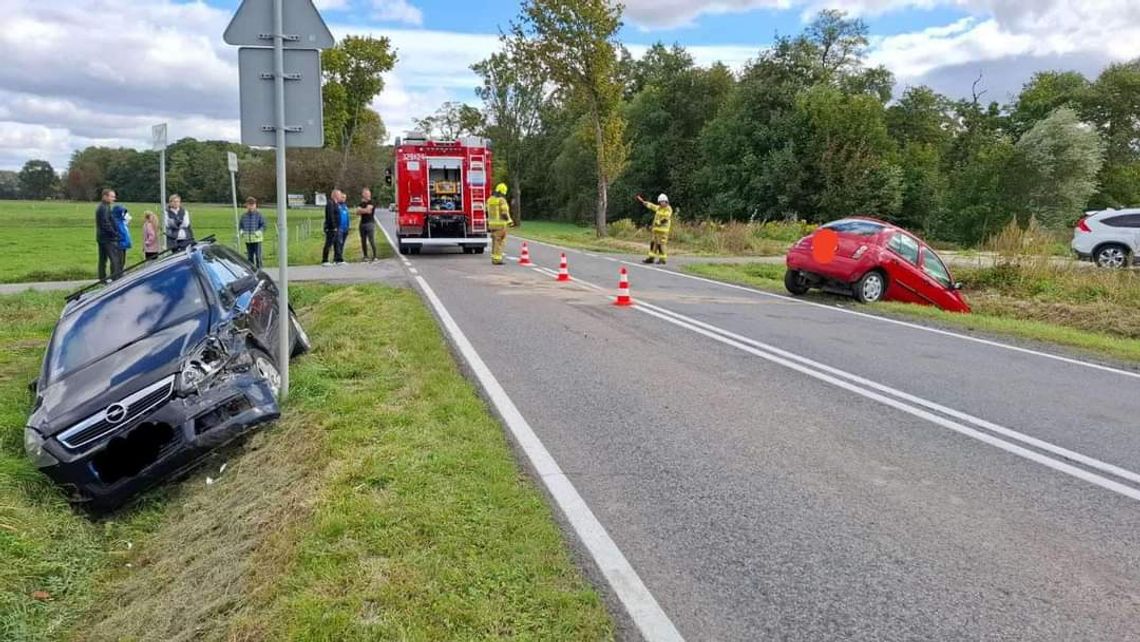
[273,0,290,399]
[154,123,168,251]
[229,152,240,249]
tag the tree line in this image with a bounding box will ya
[459,1,1134,246]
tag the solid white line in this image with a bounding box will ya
[515,232,1136,380]
[413,275,685,642]
[382,223,684,641]
[619,259,1140,380]
[556,269,1140,503]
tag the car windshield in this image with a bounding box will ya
[822,219,886,236]
[921,247,952,287]
[47,264,207,381]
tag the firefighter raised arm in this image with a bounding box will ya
[638,193,673,265]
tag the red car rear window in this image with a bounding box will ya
[822,219,886,236]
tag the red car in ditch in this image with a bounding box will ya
[784,217,971,313]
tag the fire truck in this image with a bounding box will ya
[392,132,492,255]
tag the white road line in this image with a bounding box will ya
[516,234,1137,380]
[409,268,418,275]
[557,269,1140,503]
[616,259,1140,380]
[382,225,685,641]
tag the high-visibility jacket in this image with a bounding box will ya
[240,210,265,243]
[487,195,512,229]
[644,202,673,234]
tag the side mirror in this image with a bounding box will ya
[953,281,963,291]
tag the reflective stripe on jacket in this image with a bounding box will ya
[487,196,512,229]
[644,202,673,234]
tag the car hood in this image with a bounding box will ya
[29,313,210,437]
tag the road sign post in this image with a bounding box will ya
[228,151,240,249]
[152,123,168,250]
[225,0,332,400]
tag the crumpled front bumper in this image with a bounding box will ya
[37,372,279,511]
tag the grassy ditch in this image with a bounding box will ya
[0,284,612,641]
[517,219,808,257]
[0,200,390,283]
[684,261,1140,364]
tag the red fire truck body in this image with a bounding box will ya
[393,134,491,255]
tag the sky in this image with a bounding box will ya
[2,0,1140,171]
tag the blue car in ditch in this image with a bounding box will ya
[24,238,310,512]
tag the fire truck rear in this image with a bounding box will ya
[393,133,491,255]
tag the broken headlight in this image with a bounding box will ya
[179,337,228,394]
[24,427,58,468]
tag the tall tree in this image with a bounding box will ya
[18,160,58,200]
[0,170,19,199]
[473,51,545,221]
[509,0,628,236]
[322,36,397,183]
[414,101,485,139]
[1011,106,1104,229]
[1009,70,1090,137]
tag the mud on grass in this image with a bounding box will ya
[0,285,612,641]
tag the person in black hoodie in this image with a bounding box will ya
[322,189,344,266]
[95,189,124,280]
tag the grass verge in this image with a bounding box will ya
[516,219,803,257]
[683,262,1140,364]
[0,284,612,641]
[0,200,390,283]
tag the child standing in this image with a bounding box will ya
[239,197,266,269]
[142,211,161,260]
[112,204,132,270]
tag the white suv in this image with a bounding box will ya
[1072,208,1140,268]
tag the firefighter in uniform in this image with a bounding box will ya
[487,183,514,265]
[637,193,673,265]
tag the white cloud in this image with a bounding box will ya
[371,0,424,26]
[314,0,349,9]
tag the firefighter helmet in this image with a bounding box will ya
[657,193,669,203]
[495,183,508,195]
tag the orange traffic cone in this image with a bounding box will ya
[614,266,633,306]
[556,253,571,282]
[519,242,533,266]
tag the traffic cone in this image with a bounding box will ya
[614,266,633,306]
[518,242,533,266]
[556,253,571,282]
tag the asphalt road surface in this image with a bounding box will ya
[380,215,1140,641]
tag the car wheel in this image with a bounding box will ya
[1095,244,1129,268]
[784,269,810,295]
[854,270,886,303]
[251,350,282,399]
[290,313,311,358]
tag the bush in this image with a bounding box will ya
[607,218,638,238]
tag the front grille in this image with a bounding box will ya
[58,376,176,450]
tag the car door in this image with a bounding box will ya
[917,246,963,310]
[215,247,280,357]
[882,232,925,303]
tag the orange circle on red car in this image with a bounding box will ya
[812,228,839,264]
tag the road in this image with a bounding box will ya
[382,217,1140,641]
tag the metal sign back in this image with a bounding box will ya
[237,47,324,148]
[227,151,239,173]
[152,123,167,151]
[223,0,335,48]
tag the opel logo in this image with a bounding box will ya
[104,404,127,424]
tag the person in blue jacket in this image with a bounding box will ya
[336,191,350,265]
[112,204,132,267]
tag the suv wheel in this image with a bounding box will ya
[1095,244,1129,268]
[854,270,886,303]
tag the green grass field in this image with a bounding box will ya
[684,262,1140,364]
[0,200,389,283]
[0,285,612,641]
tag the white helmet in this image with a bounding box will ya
[657,193,669,203]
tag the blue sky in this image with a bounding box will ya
[2,0,1139,170]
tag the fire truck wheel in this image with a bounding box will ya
[475,247,485,255]
[398,242,409,255]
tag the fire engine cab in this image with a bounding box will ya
[393,133,492,255]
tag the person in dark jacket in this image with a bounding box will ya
[322,189,344,266]
[357,188,378,262]
[95,189,124,280]
[165,194,194,251]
